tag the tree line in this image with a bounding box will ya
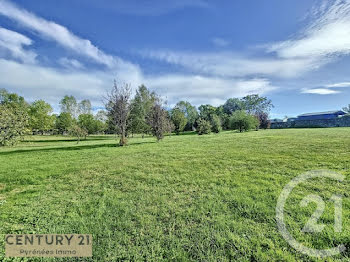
[0,81,274,146]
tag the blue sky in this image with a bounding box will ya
[0,0,350,117]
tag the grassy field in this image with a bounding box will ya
[0,128,349,261]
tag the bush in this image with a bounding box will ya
[229,110,259,132]
[197,118,212,135]
[0,105,28,146]
[211,114,222,133]
[68,124,88,144]
[255,111,271,129]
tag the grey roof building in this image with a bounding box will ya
[297,110,346,120]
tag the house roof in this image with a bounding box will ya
[298,110,346,117]
[270,118,283,122]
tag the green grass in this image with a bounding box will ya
[0,128,350,261]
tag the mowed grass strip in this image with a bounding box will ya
[0,128,349,261]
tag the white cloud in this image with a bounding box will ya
[212,37,230,47]
[144,75,276,106]
[0,0,277,110]
[91,0,209,16]
[268,0,350,59]
[58,57,84,70]
[302,80,350,95]
[0,56,144,110]
[301,82,350,95]
[0,0,145,101]
[326,82,350,87]
[301,88,340,95]
[0,59,112,106]
[140,50,323,78]
[140,1,350,86]
[0,0,134,69]
[0,27,37,63]
[0,57,276,108]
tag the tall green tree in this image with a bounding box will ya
[147,99,171,141]
[229,110,259,132]
[175,101,198,131]
[171,108,187,135]
[255,111,271,129]
[60,95,78,118]
[0,88,29,110]
[215,105,230,130]
[94,119,107,134]
[241,94,273,114]
[223,98,243,115]
[198,104,217,121]
[29,100,55,134]
[0,104,28,146]
[211,114,222,133]
[197,118,212,135]
[56,112,74,134]
[0,89,29,145]
[79,99,92,115]
[78,113,97,135]
[129,85,156,136]
[343,104,350,114]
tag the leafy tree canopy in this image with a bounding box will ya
[60,95,78,118]
[175,101,198,130]
[56,112,74,134]
[29,100,54,132]
[223,98,244,115]
[241,94,273,114]
[79,99,92,115]
[229,110,259,132]
[198,104,217,121]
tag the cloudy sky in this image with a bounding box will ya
[1,0,350,117]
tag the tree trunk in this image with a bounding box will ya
[119,127,127,146]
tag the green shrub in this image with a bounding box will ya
[229,110,259,132]
[197,118,212,135]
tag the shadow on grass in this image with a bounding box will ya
[0,143,116,155]
[21,137,114,143]
[165,131,197,137]
[0,140,156,156]
[129,141,156,146]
